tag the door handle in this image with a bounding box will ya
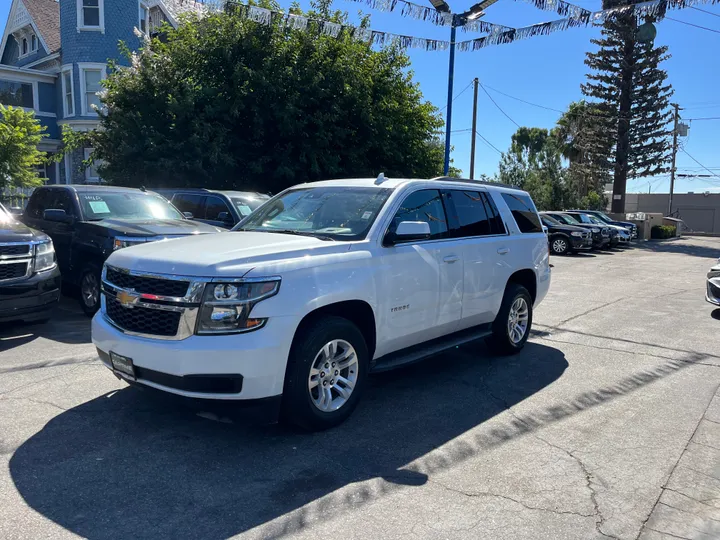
[497,247,509,255]
[443,255,459,264]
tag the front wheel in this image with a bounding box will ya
[550,236,570,255]
[79,268,101,317]
[282,316,368,431]
[487,283,533,355]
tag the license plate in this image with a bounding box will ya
[110,351,136,380]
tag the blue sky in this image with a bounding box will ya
[3,0,719,193]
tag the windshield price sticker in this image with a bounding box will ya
[362,211,372,220]
[89,201,111,214]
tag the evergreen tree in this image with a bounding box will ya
[581,2,673,213]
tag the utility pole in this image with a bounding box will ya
[668,103,680,216]
[469,77,479,179]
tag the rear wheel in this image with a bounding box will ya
[282,316,368,431]
[487,283,533,355]
[79,268,101,317]
[550,236,570,255]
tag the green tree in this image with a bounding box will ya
[582,3,673,212]
[0,105,47,189]
[78,2,444,190]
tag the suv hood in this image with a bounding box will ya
[0,219,48,243]
[549,223,587,233]
[83,218,221,237]
[106,231,348,277]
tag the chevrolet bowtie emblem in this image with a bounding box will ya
[117,290,140,308]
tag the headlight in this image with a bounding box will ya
[197,279,280,334]
[33,240,56,272]
[592,228,600,233]
[571,231,582,237]
[113,238,147,250]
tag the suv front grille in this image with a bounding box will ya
[0,244,31,257]
[105,296,182,337]
[106,268,189,297]
[0,262,28,281]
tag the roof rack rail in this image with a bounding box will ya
[429,177,524,191]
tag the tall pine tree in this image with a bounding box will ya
[581,1,674,213]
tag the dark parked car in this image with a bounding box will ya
[542,211,610,250]
[567,209,638,239]
[21,186,222,316]
[540,214,592,255]
[154,189,270,229]
[0,202,61,324]
[564,211,620,248]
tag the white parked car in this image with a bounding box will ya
[707,259,720,307]
[92,176,551,430]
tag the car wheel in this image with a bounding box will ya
[550,236,570,255]
[487,283,533,355]
[79,268,101,317]
[282,316,368,431]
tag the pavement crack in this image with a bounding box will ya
[552,298,625,328]
[645,528,692,540]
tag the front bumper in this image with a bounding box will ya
[0,267,61,323]
[569,235,593,250]
[92,312,300,403]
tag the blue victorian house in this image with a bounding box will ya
[0,0,199,184]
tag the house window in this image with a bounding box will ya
[78,0,104,31]
[79,65,105,115]
[0,80,34,108]
[22,38,28,55]
[34,163,48,183]
[139,3,149,34]
[31,35,36,51]
[62,68,74,117]
[84,148,102,183]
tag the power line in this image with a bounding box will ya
[687,116,720,121]
[680,149,720,180]
[479,83,520,128]
[665,16,720,34]
[439,81,473,113]
[475,130,503,155]
[690,6,720,18]
[481,84,564,114]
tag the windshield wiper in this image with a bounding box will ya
[237,228,335,241]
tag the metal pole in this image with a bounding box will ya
[469,77,479,179]
[443,24,456,176]
[668,103,679,216]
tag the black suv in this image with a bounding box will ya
[540,214,592,255]
[154,189,269,228]
[542,211,610,250]
[21,186,222,316]
[0,202,61,323]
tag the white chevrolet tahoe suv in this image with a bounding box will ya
[92,177,551,430]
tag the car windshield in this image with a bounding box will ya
[231,196,268,218]
[559,214,580,225]
[236,187,393,241]
[594,212,613,223]
[587,215,604,225]
[541,215,560,226]
[78,191,183,221]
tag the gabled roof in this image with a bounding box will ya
[22,0,60,54]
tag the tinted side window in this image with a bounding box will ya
[204,196,232,221]
[25,189,50,219]
[500,193,542,233]
[482,192,506,235]
[390,189,448,241]
[172,194,204,217]
[448,190,491,238]
[47,190,75,216]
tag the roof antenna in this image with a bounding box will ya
[375,172,386,185]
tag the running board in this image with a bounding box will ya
[371,323,493,373]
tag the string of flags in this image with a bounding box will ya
[225,0,720,53]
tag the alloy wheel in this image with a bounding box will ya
[507,297,529,344]
[81,273,99,308]
[308,339,359,412]
[552,238,567,254]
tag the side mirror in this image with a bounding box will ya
[217,211,233,224]
[183,212,193,219]
[387,221,431,245]
[43,209,73,224]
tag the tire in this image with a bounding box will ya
[79,267,102,317]
[281,316,369,431]
[550,235,570,255]
[486,283,533,355]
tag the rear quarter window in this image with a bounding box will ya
[500,192,543,234]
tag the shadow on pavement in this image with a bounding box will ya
[0,304,89,351]
[712,309,720,321]
[634,239,720,260]
[9,342,566,539]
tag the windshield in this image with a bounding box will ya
[236,187,393,241]
[594,212,613,223]
[541,215,560,226]
[558,214,580,225]
[78,191,183,221]
[231,196,268,218]
[587,215,604,225]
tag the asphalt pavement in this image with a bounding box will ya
[1,236,719,540]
